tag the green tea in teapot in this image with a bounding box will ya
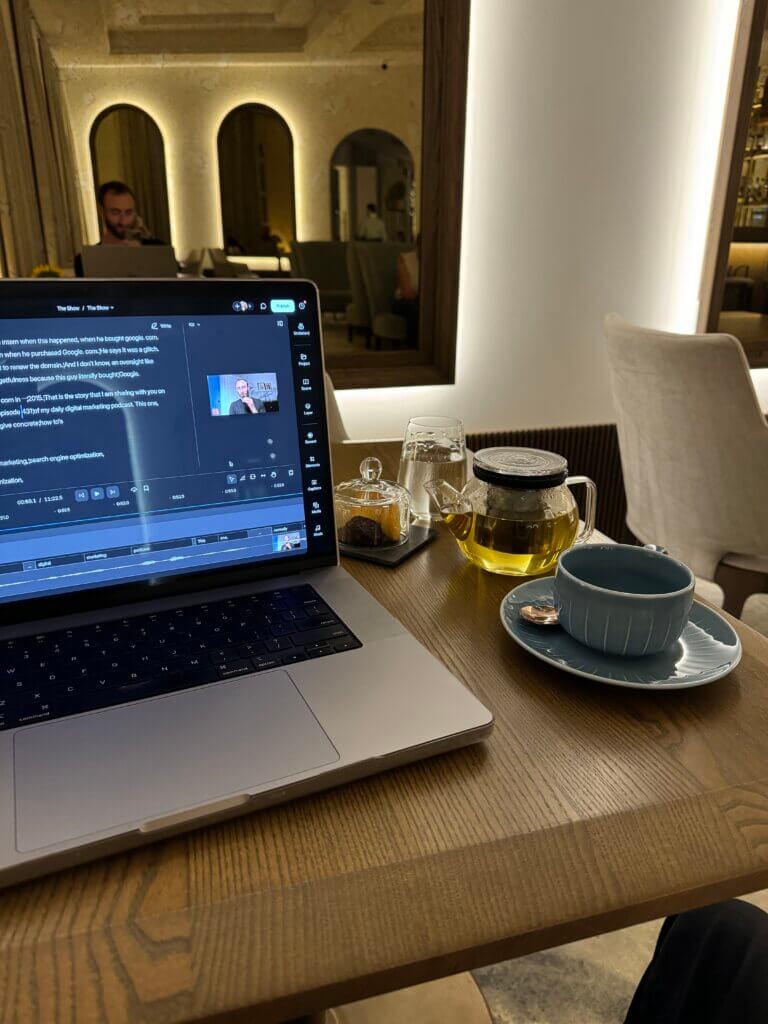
[443,506,579,576]
[426,446,597,576]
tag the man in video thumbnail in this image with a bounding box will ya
[229,378,265,415]
[208,372,278,415]
[277,532,301,552]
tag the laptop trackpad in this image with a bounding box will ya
[14,670,339,852]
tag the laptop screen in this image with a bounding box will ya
[0,280,336,618]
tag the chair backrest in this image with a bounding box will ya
[207,248,239,278]
[289,244,304,278]
[290,242,350,292]
[346,242,370,327]
[249,238,280,257]
[355,242,410,318]
[603,314,768,578]
[181,248,203,277]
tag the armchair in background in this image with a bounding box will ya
[345,242,371,344]
[290,242,351,314]
[355,242,411,349]
[604,313,768,616]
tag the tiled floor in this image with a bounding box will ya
[474,890,768,1023]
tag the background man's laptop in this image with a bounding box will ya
[81,244,177,277]
[0,279,492,887]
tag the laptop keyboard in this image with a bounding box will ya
[0,584,361,732]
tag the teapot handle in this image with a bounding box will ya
[565,475,597,545]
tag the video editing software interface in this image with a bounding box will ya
[0,283,334,607]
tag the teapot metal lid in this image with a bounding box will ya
[472,447,568,489]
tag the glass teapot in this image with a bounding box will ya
[425,447,596,576]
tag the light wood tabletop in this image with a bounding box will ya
[3,439,768,1023]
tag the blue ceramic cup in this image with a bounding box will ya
[554,545,695,657]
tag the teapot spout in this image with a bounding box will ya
[423,479,473,544]
[424,479,472,540]
[424,479,461,517]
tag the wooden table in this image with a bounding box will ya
[3,440,768,1023]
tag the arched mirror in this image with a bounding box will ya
[331,129,415,244]
[89,105,171,245]
[325,129,418,354]
[217,104,296,256]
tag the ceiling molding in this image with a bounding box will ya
[109,27,307,55]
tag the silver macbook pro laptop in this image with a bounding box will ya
[0,279,492,887]
[81,244,178,278]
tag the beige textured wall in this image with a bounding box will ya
[337,0,744,436]
[61,63,422,258]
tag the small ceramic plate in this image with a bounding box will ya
[500,577,741,690]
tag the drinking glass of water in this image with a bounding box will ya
[397,416,466,522]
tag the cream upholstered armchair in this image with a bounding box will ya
[603,314,768,613]
[345,242,371,343]
[291,242,352,314]
[355,242,411,348]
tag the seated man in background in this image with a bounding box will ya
[358,202,386,242]
[74,181,166,275]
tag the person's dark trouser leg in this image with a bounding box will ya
[625,900,768,1024]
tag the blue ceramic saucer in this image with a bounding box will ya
[500,577,741,690]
